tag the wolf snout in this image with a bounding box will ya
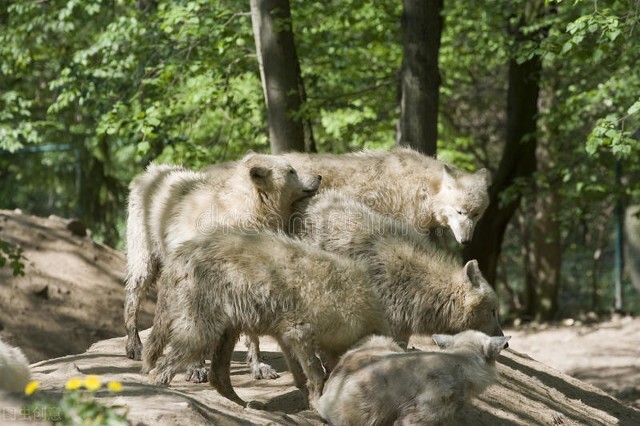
[304,175,322,193]
[460,239,470,245]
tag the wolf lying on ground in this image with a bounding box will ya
[294,191,503,346]
[142,228,389,408]
[317,331,510,425]
[124,152,321,380]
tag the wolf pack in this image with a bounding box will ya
[120,147,511,425]
[0,147,510,425]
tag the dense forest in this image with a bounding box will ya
[1,0,639,320]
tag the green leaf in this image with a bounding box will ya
[628,101,640,115]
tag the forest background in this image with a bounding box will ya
[1,0,639,322]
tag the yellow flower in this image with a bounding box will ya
[107,381,122,392]
[65,378,83,391]
[83,375,101,392]
[24,380,39,396]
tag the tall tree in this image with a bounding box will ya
[463,1,548,286]
[250,0,306,153]
[397,0,443,156]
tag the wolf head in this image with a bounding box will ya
[433,330,510,362]
[241,152,322,204]
[433,165,491,245]
[460,260,504,337]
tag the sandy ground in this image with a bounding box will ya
[1,209,639,424]
[506,316,640,410]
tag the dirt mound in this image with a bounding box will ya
[0,209,155,363]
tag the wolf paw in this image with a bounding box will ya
[126,333,143,360]
[149,368,172,387]
[246,400,266,410]
[185,366,208,383]
[251,362,279,380]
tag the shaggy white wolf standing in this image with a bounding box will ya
[0,338,30,393]
[142,229,390,408]
[317,331,510,425]
[124,152,321,371]
[294,191,504,346]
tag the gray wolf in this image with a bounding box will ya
[124,152,321,370]
[317,331,510,425]
[294,191,503,346]
[0,338,30,393]
[142,229,389,408]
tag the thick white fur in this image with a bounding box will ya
[124,152,321,378]
[317,331,510,425]
[204,148,491,244]
[283,147,491,244]
[143,229,389,408]
[0,338,30,393]
[294,191,503,346]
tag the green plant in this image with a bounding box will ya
[0,239,25,276]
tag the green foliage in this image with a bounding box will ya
[586,111,637,158]
[0,239,25,277]
[293,0,402,151]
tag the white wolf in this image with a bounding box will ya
[143,229,389,408]
[317,331,510,425]
[0,338,30,393]
[124,152,321,369]
[293,191,504,346]
[204,147,491,244]
[198,148,491,381]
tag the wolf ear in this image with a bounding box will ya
[249,166,271,184]
[484,336,511,360]
[442,164,457,187]
[463,259,483,287]
[475,168,492,187]
[432,334,455,349]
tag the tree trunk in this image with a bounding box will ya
[624,205,640,292]
[397,0,442,156]
[530,183,561,320]
[462,5,545,285]
[250,0,305,153]
[518,208,536,320]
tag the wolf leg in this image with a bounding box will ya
[280,323,326,408]
[124,258,159,360]
[209,328,245,406]
[244,334,279,379]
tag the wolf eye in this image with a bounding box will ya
[456,210,464,215]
